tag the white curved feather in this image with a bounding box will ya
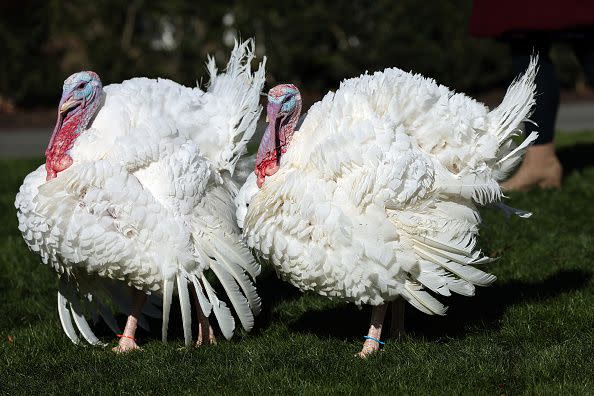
[68,295,106,347]
[403,281,447,315]
[201,276,235,340]
[204,237,261,314]
[209,261,254,331]
[192,275,212,317]
[176,273,192,346]
[57,285,80,345]
[161,278,174,343]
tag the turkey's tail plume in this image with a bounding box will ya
[438,56,538,205]
[488,55,539,181]
[205,39,266,176]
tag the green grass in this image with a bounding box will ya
[1,133,594,395]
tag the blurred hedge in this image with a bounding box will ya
[0,0,583,107]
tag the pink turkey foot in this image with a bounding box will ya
[113,335,141,353]
[357,304,387,358]
[196,319,217,347]
[112,289,147,353]
[192,286,217,347]
[390,298,406,338]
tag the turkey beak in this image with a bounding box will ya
[59,96,79,114]
[266,102,282,145]
[266,102,281,126]
[255,103,282,188]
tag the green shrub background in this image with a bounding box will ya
[0,0,584,107]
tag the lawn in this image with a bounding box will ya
[1,132,593,395]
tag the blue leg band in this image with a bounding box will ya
[363,336,385,345]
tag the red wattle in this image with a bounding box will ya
[45,111,83,181]
[255,153,279,188]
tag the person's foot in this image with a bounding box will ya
[501,143,562,191]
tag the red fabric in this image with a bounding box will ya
[469,0,594,37]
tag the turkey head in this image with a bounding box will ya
[255,84,302,188]
[45,71,103,180]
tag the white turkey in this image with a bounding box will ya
[15,40,265,352]
[236,59,538,357]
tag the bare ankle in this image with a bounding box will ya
[501,143,562,191]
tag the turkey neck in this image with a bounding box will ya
[45,92,102,180]
[276,102,302,156]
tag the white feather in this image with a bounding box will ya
[176,273,193,346]
[204,238,261,313]
[209,261,254,331]
[201,276,235,340]
[192,274,212,317]
[69,295,106,346]
[494,202,533,219]
[57,283,80,345]
[403,281,447,315]
[161,278,174,343]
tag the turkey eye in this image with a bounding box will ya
[77,82,85,89]
[281,96,295,113]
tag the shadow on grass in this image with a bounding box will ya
[249,269,304,335]
[87,268,591,344]
[287,269,592,341]
[558,143,594,176]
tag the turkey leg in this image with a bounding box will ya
[390,298,405,338]
[112,288,147,353]
[191,286,217,346]
[357,304,388,358]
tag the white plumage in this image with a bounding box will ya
[237,59,537,317]
[16,40,265,346]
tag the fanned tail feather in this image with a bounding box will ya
[205,39,266,175]
[57,277,107,346]
[401,281,447,315]
[161,278,174,343]
[205,235,261,310]
[57,279,80,345]
[201,276,235,340]
[69,293,105,346]
[489,56,538,145]
[488,56,539,180]
[436,163,503,206]
[209,262,255,331]
[415,260,477,297]
[176,273,193,346]
[494,131,539,180]
[192,274,213,316]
